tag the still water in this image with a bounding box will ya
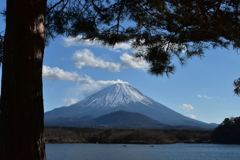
[46,143,240,160]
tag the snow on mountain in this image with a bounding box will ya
[45,83,215,128]
[77,83,153,107]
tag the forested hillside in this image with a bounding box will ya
[44,127,212,144]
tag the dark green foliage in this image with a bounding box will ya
[44,0,240,77]
[211,117,240,144]
[2,1,240,91]
[234,78,240,96]
[1,0,240,77]
[44,127,212,144]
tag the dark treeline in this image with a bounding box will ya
[44,127,212,144]
[211,117,240,144]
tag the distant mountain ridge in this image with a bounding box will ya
[45,83,217,129]
[45,110,167,129]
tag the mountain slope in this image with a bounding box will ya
[45,110,169,129]
[45,83,215,129]
[81,110,168,128]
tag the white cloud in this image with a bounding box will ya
[63,36,186,59]
[63,98,79,106]
[180,104,194,111]
[120,53,149,70]
[64,37,149,72]
[197,95,213,99]
[188,114,196,119]
[63,36,132,51]
[76,79,128,98]
[42,65,94,84]
[113,42,132,50]
[164,43,186,52]
[42,65,128,100]
[72,49,121,72]
[63,36,102,48]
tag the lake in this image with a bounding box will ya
[46,143,240,160]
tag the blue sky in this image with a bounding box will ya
[1,1,240,124]
[43,36,240,124]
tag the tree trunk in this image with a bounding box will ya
[0,0,47,159]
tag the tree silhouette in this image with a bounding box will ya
[234,78,240,96]
[211,117,240,144]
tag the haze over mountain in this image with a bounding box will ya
[45,110,168,129]
[45,83,217,129]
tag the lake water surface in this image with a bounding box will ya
[46,143,240,160]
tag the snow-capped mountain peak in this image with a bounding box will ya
[45,82,215,129]
[78,83,153,107]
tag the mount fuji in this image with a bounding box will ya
[45,83,216,129]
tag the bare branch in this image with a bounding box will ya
[46,0,67,14]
